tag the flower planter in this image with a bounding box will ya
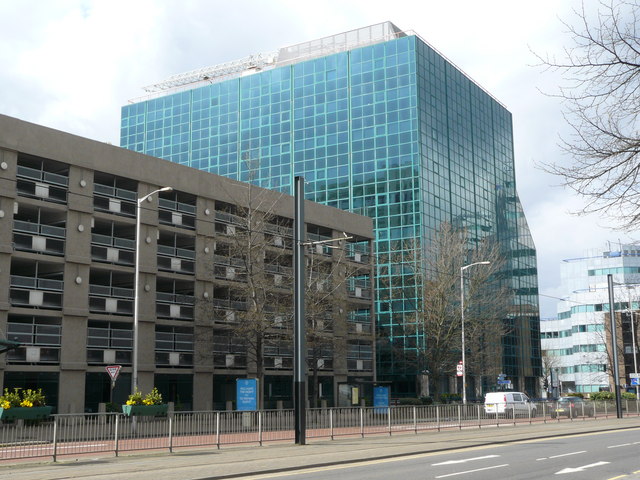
[0,406,52,421]
[121,404,168,416]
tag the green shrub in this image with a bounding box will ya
[0,388,46,409]
[621,392,637,400]
[567,393,584,398]
[590,391,615,401]
[398,398,422,406]
[439,393,462,404]
[420,396,433,405]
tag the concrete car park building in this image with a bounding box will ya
[542,244,640,394]
[0,114,375,413]
[121,22,541,396]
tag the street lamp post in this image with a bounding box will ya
[627,286,638,396]
[607,274,623,418]
[293,176,306,445]
[460,261,490,405]
[132,186,172,395]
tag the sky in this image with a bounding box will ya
[1,0,636,318]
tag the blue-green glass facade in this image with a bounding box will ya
[121,32,541,395]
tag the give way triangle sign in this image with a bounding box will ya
[106,365,122,383]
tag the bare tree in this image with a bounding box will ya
[305,245,339,408]
[541,351,563,396]
[304,235,364,408]
[383,223,511,401]
[603,311,627,390]
[538,1,640,229]
[197,178,294,409]
[200,173,365,408]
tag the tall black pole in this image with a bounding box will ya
[608,274,623,418]
[294,176,306,444]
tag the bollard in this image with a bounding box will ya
[168,416,173,453]
[52,416,58,462]
[114,414,120,457]
[215,412,220,449]
[330,409,334,440]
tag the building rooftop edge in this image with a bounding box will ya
[129,21,506,109]
[0,113,374,238]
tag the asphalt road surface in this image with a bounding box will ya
[243,428,640,480]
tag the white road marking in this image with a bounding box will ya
[555,461,610,474]
[550,451,587,459]
[608,443,632,448]
[432,455,500,466]
[536,451,586,461]
[435,464,509,478]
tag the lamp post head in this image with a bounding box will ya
[461,261,491,272]
[159,186,173,193]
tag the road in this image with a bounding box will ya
[242,428,640,480]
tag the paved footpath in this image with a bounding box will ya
[3,417,640,480]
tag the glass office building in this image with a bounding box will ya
[121,22,541,396]
[542,244,640,394]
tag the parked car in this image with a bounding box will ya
[484,392,537,417]
[551,396,592,418]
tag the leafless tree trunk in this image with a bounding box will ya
[541,351,563,396]
[304,238,358,408]
[537,1,640,230]
[199,173,363,409]
[198,179,293,409]
[603,311,629,390]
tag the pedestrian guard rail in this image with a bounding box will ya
[1,400,639,462]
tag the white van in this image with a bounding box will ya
[484,391,536,417]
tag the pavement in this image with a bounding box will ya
[3,417,640,480]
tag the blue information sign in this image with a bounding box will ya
[373,386,390,414]
[236,378,258,411]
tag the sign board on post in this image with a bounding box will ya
[105,365,122,405]
[373,386,390,414]
[106,365,121,383]
[456,361,463,377]
[236,378,258,411]
[351,387,359,406]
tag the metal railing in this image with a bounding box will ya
[1,400,639,462]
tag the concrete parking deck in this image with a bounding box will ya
[3,416,640,480]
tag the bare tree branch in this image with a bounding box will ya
[382,223,511,400]
[537,1,640,230]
